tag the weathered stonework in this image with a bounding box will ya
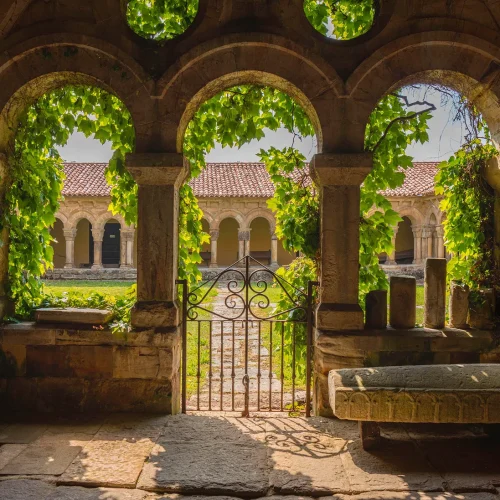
[0,324,181,414]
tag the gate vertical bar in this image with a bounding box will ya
[242,255,250,417]
[176,279,188,414]
[306,281,318,417]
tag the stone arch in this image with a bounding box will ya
[54,212,69,229]
[425,207,440,227]
[396,207,425,228]
[156,35,342,152]
[0,35,152,153]
[213,211,245,230]
[244,209,276,234]
[94,212,128,230]
[67,211,98,230]
[201,211,215,229]
[348,33,500,150]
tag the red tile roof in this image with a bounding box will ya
[62,161,439,199]
[380,162,439,197]
[62,162,110,197]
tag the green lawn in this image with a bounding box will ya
[43,280,135,297]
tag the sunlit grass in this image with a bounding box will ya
[43,280,135,297]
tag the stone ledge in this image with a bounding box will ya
[35,308,112,325]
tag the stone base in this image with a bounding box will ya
[131,301,179,329]
[44,268,137,280]
[0,323,181,414]
[314,327,497,417]
[316,303,364,331]
[383,264,424,281]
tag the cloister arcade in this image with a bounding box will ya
[1,0,500,417]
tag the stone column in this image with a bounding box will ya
[385,225,398,265]
[120,230,134,268]
[311,153,372,331]
[126,153,188,329]
[91,227,104,269]
[209,229,219,268]
[412,226,423,264]
[63,228,77,269]
[389,276,416,329]
[424,258,447,329]
[427,226,434,258]
[238,229,250,262]
[436,225,445,258]
[421,225,432,261]
[270,232,278,267]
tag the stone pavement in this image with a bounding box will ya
[1,413,500,499]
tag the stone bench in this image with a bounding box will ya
[329,364,500,450]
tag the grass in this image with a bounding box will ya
[43,280,135,297]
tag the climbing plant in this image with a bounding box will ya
[5,1,434,326]
[435,137,497,291]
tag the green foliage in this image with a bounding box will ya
[6,87,134,317]
[272,257,318,386]
[435,139,497,290]
[304,0,375,39]
[126,0,199,42]
[361,93,433,298]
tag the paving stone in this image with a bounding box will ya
[137,441,270,495]
[0,424,48,444]
[323,493,500,499]
[0,479,55,500]
[47,485,158,499]
[268,432,350,495]
[0,444,28,469]
[59,438,155,488]
[339,440,445,492]
[159,414,266,442]
[97,413,168,440]
[0,443,83,475]
[420,439,500,491]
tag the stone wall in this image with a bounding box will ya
[44,268,137,281]
[0,323,180,413]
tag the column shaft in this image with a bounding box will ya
[126,153,188,328]
[271,235,278,266]
[63,229,76,269]
[210,230,219,268]
[91,227,104,269]
[311,153,372,331]
[120,232,127,268]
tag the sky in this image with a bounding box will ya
[58,86,469,164]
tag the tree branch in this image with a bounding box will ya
[370,98,436,154]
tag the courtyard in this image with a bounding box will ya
[1,413,499,499]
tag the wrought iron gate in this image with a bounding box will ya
[177,256,318,416]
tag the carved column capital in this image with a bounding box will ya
[435,225,444,238]
[310,153,372,187]
[63,228,77,240]
[125,153,189,187]
[210,229,219,241]
[91,227,104,242]
[238,229,251,241]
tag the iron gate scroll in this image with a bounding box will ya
[177,256,318,416]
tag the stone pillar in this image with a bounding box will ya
[0,154,12,319]
[385,226,398,265]
[389,276,416,329]
[424,258,447,329]
[63,228,76,269]
[120,230,134,268]
[238,229,250,262]
[311,153,372,331]
[365,290,387,329]
[412,226,423,264]
[427,227,434,258]
[436,225,445,259]
[209,229,219,268]
[126,153,188,329]
[449,280,469,329]
[126,230,135,267]
[421,225,431,261]
[91,227,104,269]
[270,232,278,267]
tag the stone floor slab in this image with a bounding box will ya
[0,424,48,444]
[0,444,28,470]
[46,484,158,499]
[59,438,155,488]
[324,493,500,499]
[0,478,55,499]
[0,443,83,476]
[339,440,445,492]
[268,432,350,495]
[419,439,500,491]
[137,441,269,495]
